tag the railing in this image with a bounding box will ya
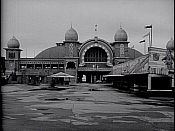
[78,67,112,71]
[130,55,149,74]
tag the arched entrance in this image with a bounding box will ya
[84,47,107,62]
[78,47,111,83]
[78,38,113,83]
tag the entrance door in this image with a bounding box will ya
[78,71,110,83]
[82,75,86,82]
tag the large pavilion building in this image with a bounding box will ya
[4,26,143,84]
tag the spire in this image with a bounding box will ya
[12,36,16,39]
[94,24,98,37]
[95,24,98,31]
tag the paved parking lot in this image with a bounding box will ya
[2,84,174,131]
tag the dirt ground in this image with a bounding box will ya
[1,83,174,131]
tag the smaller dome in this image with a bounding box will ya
[114,27,128,41]
[7,36,20,48]
[166,38,174,50]
[65,27,78,41]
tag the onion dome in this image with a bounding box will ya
[114,27,128,41]
[65,27,78,41]
[166,38,174,50]
[7,36,20,48]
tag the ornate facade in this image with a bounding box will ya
[4,26,143,84]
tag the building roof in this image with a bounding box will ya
[34,45,142,60]
[128,48,143,59]
[47,72,75,78]
[35,46,65,59]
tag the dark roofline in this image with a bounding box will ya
[3,48,23,51]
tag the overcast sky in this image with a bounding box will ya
[1,0,174,58]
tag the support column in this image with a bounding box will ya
[90,74,92,83]
[148,74,151,90]
[94,75,96,83]
[172,77,174,88]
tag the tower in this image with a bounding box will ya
[4,36,22,73]
[111,27,130,65]
[64,26,81,83]
[64,26,80,57]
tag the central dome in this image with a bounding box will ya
[65,27,78,41]
[7,36,20,48]
[114,27,128,41]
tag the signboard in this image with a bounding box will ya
[149,67,168,75]
[148,47,169,75]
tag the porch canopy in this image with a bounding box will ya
[103,74,124,77]
[47,72,75,78]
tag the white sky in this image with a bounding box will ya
[1,0,174,58]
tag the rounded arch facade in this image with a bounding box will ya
[79,38,113,66]
[84,47,107,62]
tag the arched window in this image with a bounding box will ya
[84,47,107,62]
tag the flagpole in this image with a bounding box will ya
[26,48,27,58]
[151,26,152,47]
[139,39,146,55]
[145,24,152,47]
[149,32,151,47]
[144,42,146,55]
